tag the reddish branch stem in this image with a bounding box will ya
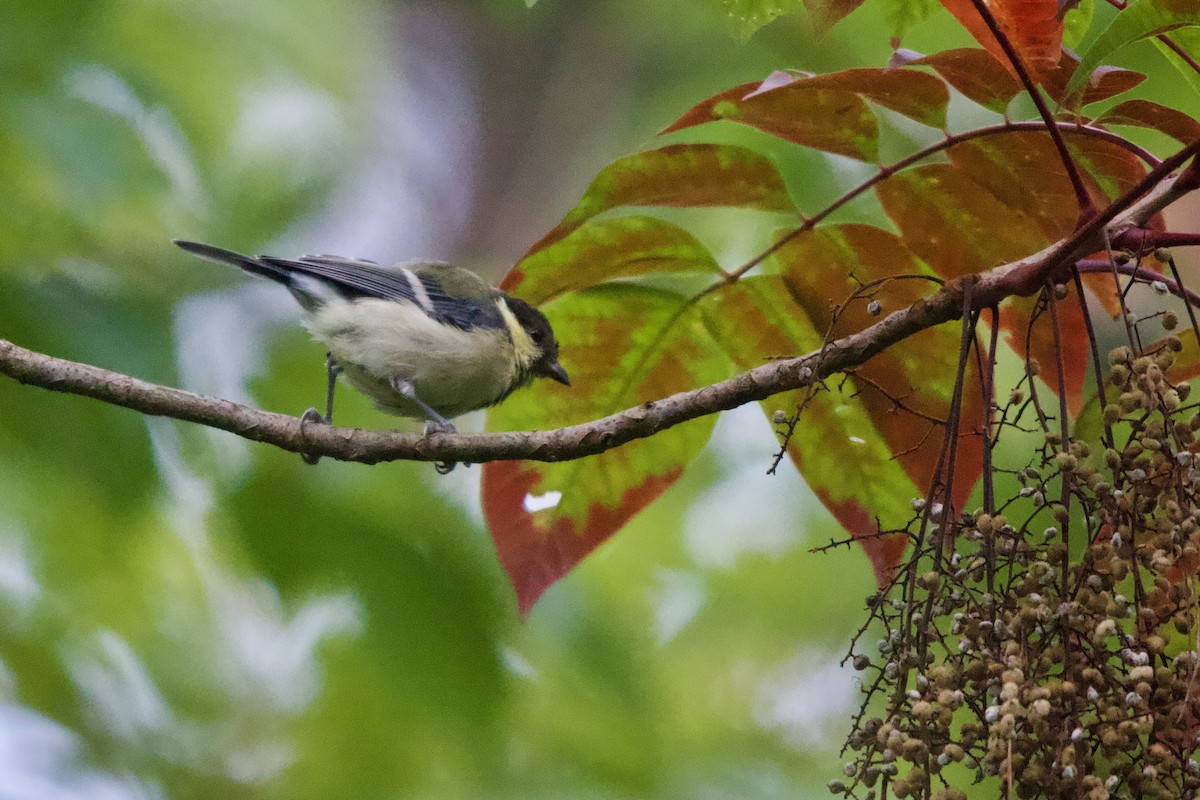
[726,120,1156,282]
[1157,34,1200,76]
[1,155,1197,467]
[1075,259,1200,309]
[1009,141,1200,293]
[964,0,1095,219]
[1112,230,1200,251]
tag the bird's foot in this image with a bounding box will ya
[423,419,457,436]
[422,420,467,474]
[299,406,329,466]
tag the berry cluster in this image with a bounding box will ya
[836,335,1200,799]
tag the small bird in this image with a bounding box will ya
[174,240,569,441]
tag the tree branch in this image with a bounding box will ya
[1,161,1197,467]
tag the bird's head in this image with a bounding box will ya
[502,295,570,386]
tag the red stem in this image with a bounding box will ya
[1075,259,1200,309]
[965,0,1096,220]
[1111,230,1200,251]
[727,121,1156,282]
[1004,141,1200,294]
[1157,34,1200,76]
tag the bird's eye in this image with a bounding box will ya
[529,329,545,343]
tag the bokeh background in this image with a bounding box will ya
[4,1,1193,798]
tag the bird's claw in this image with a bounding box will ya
[299,406,329,466]
[423,419,457,436]
[422,420,467,474]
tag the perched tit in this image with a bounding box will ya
[173,240,569,435]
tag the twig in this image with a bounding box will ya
[1,160,1197,467]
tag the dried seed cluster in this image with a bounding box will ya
[837,339,1200,800]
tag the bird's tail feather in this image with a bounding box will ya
[173,240,292,285]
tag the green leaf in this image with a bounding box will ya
[721,0,807,40]
[805,0,869,33]
[770,225,986,520]
[483,286,728,613]
[1068,0,1200,96]
[1154,27,1200,96]
[1063,0,1097,50]
[702,277,922,583]
[502,215,722,303]
[880,0,939,38]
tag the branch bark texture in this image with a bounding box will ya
[1,159,1197,466]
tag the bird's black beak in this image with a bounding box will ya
[545,361,571,386]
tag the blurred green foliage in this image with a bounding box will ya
[0,1,895,797]
[4,0,1194,794]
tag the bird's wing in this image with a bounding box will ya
[260,255,503,331]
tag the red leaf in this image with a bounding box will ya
[1042,49,1146,108]
[663,68,951,160]
[483,287,727,612]
[784,68,950,129]
[999,283,1092,418]
[663,76,879,162]
[1098,99,1200,145]
[937,0,1064,81]
[483,461,682,614]
[900,48,1020,114]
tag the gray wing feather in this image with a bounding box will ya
[259,255,504,331]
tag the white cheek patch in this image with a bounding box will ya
[496,299,538,366]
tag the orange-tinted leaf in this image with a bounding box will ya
[1097,99,1200,145]
[663,75,879,162]
[877,130,1150,280]
[1167,327,1200,384]
[789,68,950,129]
[945,132,1079,241]
[663,68,950,157]
[937,0,1064,81]
[501,216,721,302]
[702,277,924,585]
[772,225,986,517]
[523,144,796,254]
[483,286,727,613]
[876,164,1050,277]
[1067,132,1152,202]
[1078,66,1147,106]
[1080,268,1130,319]
[876,129,1149,413]
[900,48,1020,114]
[999,283,1093,418]
[1043,49,1147,108]
[663,81,759,132]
